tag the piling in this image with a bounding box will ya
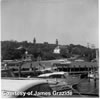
[18,64,21,77]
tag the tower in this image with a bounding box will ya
[33,37,36,44]
[56,39,58,45]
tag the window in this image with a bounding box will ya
[49,74,65,78]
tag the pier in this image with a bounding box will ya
[53,62,98,74]
[2,60,98,78]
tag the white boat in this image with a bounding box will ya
[88,72,99,79]
[38,72,80,85]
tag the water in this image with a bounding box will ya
[73,78,99,96]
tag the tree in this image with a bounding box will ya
[72,47,81,55]
[2,48,22,60]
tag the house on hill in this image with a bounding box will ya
[22,51,34,61]
[53,45,69,54]
[53,46,60,54]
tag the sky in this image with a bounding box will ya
[1,0,99,47]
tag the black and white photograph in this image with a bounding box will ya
[1,0,99,98]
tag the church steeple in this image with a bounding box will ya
[33,37,36,44]
[56,39,58,45]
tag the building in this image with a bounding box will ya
[22,51,34,61]
[44,42,48,45]
[53,46,60,54]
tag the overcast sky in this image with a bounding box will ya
[1,0,98,47]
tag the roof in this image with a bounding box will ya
[75,59,84,62]
[38,72,68,77]
[53,61,98,68]
[1,79,47,92]
[40,67,52,71]
[53,61,71,65]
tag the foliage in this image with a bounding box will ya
[1,40,96,61]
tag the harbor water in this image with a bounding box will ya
[73,78,99,96]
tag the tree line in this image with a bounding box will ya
[1,40,96,61]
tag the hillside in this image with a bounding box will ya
[1,40,96,61]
